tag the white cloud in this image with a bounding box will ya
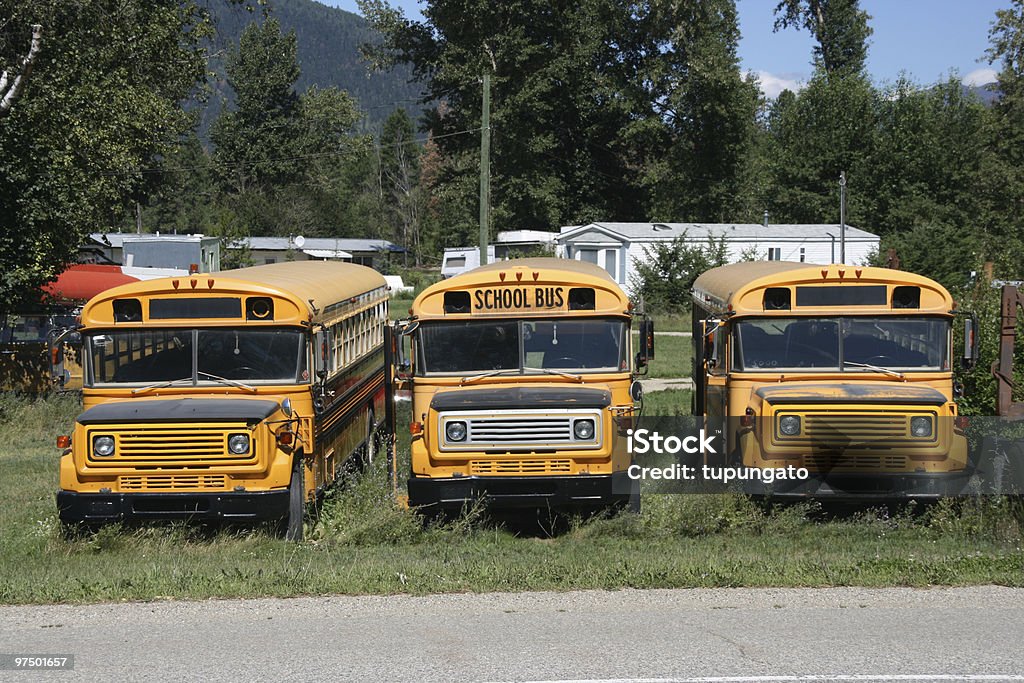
[962,68,997,87]
[753,71,807,98]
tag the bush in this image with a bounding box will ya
[629,232,728,314]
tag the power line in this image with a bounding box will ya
[102,126,482,177]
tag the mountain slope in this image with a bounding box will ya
[202,0,424,134]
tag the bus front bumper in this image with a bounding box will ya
[56,489,289,523]
[746,471,973,501]
[407,473,630,511]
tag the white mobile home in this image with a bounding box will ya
[556,222,880,289]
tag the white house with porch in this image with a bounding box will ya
[556,222,880,290]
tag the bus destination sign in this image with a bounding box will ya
[473,287,565,312]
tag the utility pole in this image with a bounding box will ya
[479,73,491,267]
[839,171,847,264]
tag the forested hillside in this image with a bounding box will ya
[202,0,424,134]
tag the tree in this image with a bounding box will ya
[0,1,208,310]
[209,18,368,239]
[360,0,647,233]
[862,77,991,239]
[0,23,42,115]
[758,0,875,229]
[877,223,983,293]
[773,0,873,77]
[761,70,875,226]
[379,108,422,264]
[630,233,729,313]
[983,0,1024,266]
[211,18,303,195]
[625,0,760,222]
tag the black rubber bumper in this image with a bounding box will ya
[407,473,629,510]
[56,489,289,523]
[746,471,973,501]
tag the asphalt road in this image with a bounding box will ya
[2,587,1023,682]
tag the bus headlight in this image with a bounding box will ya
[910,416,933,438]
[573,418,596,440]
[445,421,467,442]
[92,435,115,457]
[228,434,250,454]
[779,415,801,436]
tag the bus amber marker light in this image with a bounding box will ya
[740,407,755,428]
[56,435,71,449]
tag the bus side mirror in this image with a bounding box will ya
[962,313,979,370]
[393,321,418,381]
[314,329,331,379]
[47,329,68,388]
[702,319,722,370]
[636,319,655,369]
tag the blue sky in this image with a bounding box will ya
[322,0,1008,97]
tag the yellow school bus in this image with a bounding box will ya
[395,257,650,513]
[57,261,389,539]
[691,261,978,499]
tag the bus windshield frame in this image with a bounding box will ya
[732,316,951,373]
[85,327,309,387]
[415,317,629,376]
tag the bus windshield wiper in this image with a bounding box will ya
[199,371,257,393]
[131,376,194,395]
[523,366,583,382]
[843,361,905,379]
[460,369,520,385]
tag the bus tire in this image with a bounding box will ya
[284,455,305,541]
[628,475,641,514]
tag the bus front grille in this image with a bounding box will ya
[469,459,572,475]
[467,417,573,444]
[119,474,227,491]
[802,453,908,472]
[438,410,603,452]
[802,414,908,441]
[86,424,256,465]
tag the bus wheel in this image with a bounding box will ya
[284,455,305,541]
[628,479,642,515]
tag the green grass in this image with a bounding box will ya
[389,296,415,320]
[641,389,693,416]
[2,393,1024,604]
[635,333,692,378]
[650,312,690,333]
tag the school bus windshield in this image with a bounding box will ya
[733,317,950,372]
[417,318,628,374]
[87,328,308,385]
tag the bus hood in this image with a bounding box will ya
[76,397,282,425]
[430,385,611,411]
[754,383,948,406]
